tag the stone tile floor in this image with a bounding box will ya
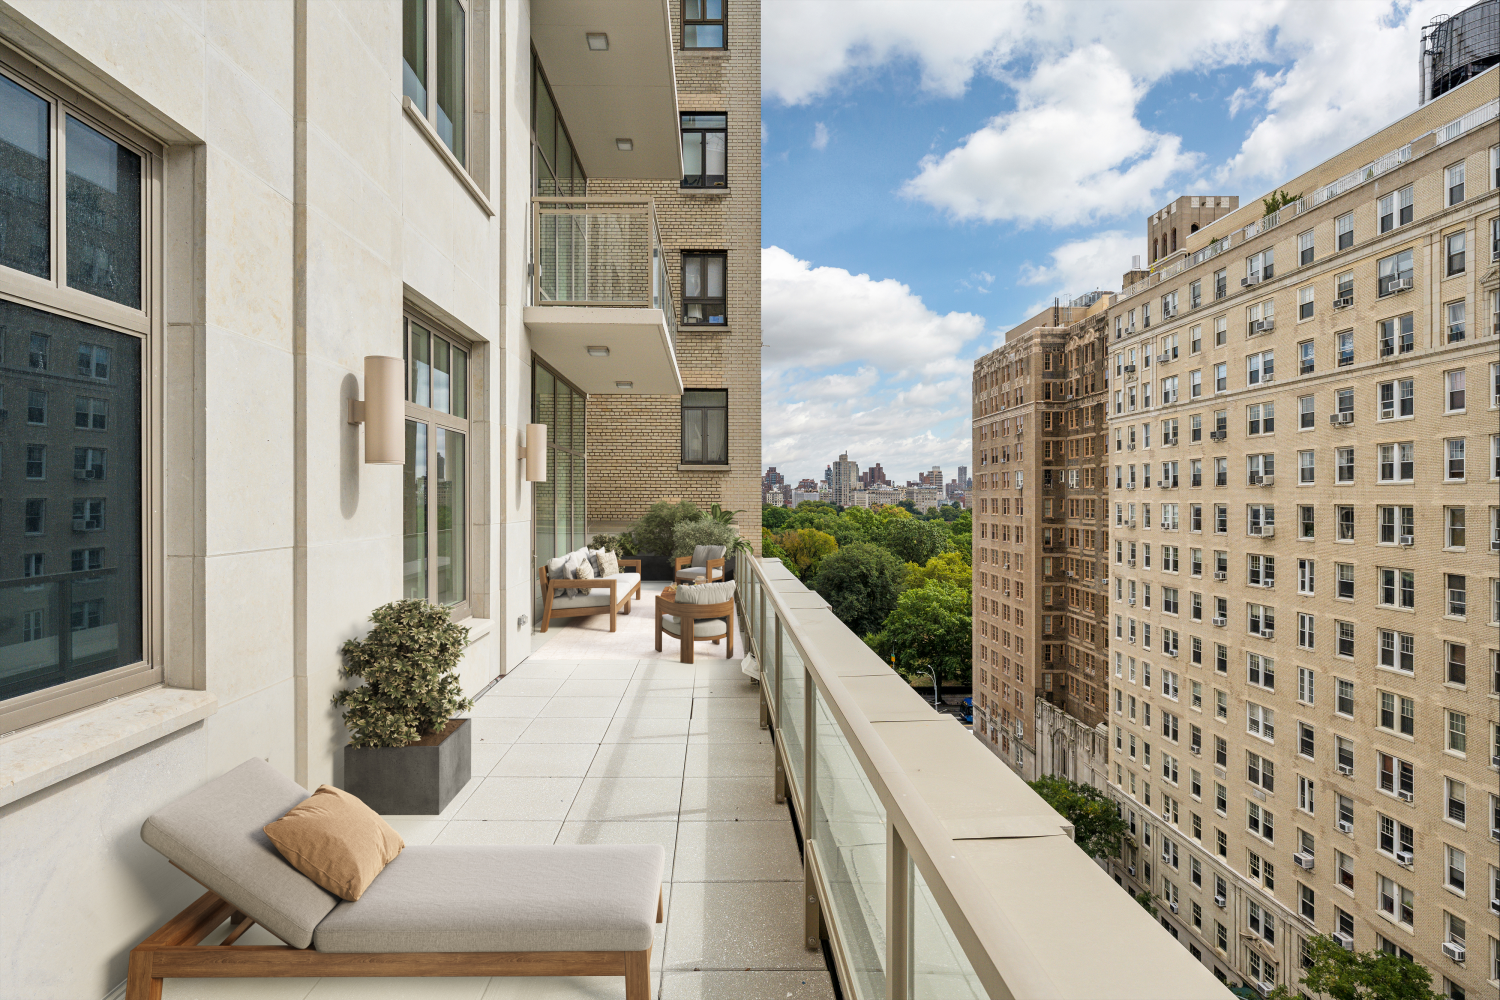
[164,599,836,1000]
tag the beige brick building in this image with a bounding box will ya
[1105,70,1500,994]
[585,0,761,544]
[971,297,1112,777]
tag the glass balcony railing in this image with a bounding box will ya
[530,196,676,345]
[737,556,1231,1000]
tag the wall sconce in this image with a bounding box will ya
[524,423,547,481]
[347,356,404,465]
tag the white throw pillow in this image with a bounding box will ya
[678,581,735,605]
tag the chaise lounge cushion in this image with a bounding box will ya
[548,572,641,610]
[313,844,665,953]
[141,758,338,949]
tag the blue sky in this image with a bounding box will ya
[757,0,1442,487]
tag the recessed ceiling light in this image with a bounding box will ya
[586,32,609,51]
[587,346,610,357]
[615,138,633,151]
[615,381,633,389]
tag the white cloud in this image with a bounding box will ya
[761,247,989,482]
[811,121,829,151]
[1017,230,1139,302]
[762,246,987,379]
[903,48,1198,227]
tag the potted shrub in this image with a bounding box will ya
[335,599,474,815]
[630,500,703,580]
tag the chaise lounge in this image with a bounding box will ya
[127,759,664,999]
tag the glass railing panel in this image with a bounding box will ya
[533,201,653,306]
[813,683,886,999]
[910,861,986,999]
[778,629,805,806]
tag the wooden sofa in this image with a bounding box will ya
[129,759,664,999]
[538,553,642,632]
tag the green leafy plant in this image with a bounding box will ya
[903,551,971,592]
[882,516,951,565]
[706,502,743,525]
[334,599,473,749]
[812,542,906,636]
[1133,891,1158,917]
[1028,775,1128,859]
[630,500,703,556]
[776,528,838,580]
[671,518,736,558]
[1265,936,1441,1000]
[866,579,971,686]
[590,532,637,557]
[1262,189,1302,216]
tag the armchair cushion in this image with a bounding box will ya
[674,566,709,582]
[661,615,730,639]
[690,545,727,567]
[677,581,735,605]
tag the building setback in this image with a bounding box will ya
[1106,67,1499,994]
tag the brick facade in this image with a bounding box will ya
[584,0,761,546]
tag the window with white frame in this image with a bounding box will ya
[1378,185,1413,232]
[1378,378,1414,417]
[1377,443,1414,482]
[1247,652,1275,690]
[1335,212,1354,251]
[1377,249,1414,296]
[1378,505,1414,543]
[1378,628,1413,672]
[1446,438,1466,479]
[408,317,473,617]
[1445,231,1466,277]
[1377,753,1414,798]
[1247,701,1275,741]
[1297,613,1314,649]
[1378,690,1414,736]
[1446,161,1465,205]
[1377,567,1415,610]
[1297,285,1314,320]
[1246,350,1273,385]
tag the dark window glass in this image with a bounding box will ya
[0,72,51,279]
[682,389,728,464]
[65,116,141,308]
[681,114,727,188]
[402,0,427,106]
[1,299,142,701]
[682,251,726,324]
[683,0,725,48]
[434,0,465,162]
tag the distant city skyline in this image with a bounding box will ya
[767,450,970,493]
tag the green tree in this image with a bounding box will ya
[947,509,972,562]
[760,529,799,578]
[1027,775,1128,859]
[631,500,702,556]
[812,543,906,637]
[868,580,971,686]
[903,551,972,592]
[761,505,792,531]
[1133,891,1158,917]
[777,528,838,581]
[1262,189,1302,216]
[1265,936,1441,1000]
[882,516,951,565]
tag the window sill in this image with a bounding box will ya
[678,463,731,472]
[401,96,495,218]
[0,686,217,807]
[678,187,732,197]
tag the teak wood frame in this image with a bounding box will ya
[537,558,642,632]
[673,554,726,581]
[126,888,664,1000]
[654,592,735,664]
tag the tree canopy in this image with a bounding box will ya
[812,543,906,637]
[867,580,971,685]
[881,516,951,565]
[903,550,972,592]
[1266,936,1441,1000]
[1027,775,1128,859]
[776,528,838,581]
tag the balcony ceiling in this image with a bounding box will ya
[531,0,682,180]
[525,306,683,395]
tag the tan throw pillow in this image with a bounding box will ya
[598,550,620,576]
[263,785,404,901]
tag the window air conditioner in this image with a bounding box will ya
[1169,901,1178,914]
[1441,941,1465,962]
[1337,763,1353,776]
[1124,364,1137,373]
[1492,754,1500,768]
[1259,476,1274,487]
[1128,443,1136,450]
[1397,790,1413,803]
[1127,559,1137,568]
[73,469,96,480]
[1248,474,1262,485]
[72,519,89,531]
[1259,319,1275,332]
[1259,527,1275,539]
[1209,430,1225,441]
[1157,354,1171,364]
[1190,745,1200,755]
[1332,295,1354,309]
[1212,617,1227,627]
[1214,571,1227,581]
[1126,483,1135,490]
[1214,894,1226,908]
[1389,277,1413,292]
[1127,865,1136,876]
[1260,374,1275,384]
[1491,898,1500,915]
[1259,629,1274,640]
[1259,982,1276,996]
[1337,819,1353,834]
[1293,852,1313,870]
[1492,540,1500,552]
[1398,535,1413,546]
[1242,276,1260,287]
[1128,598,1136,606]
[1338,412,1354,424]
[1332,931,1354,951]
[1125,520,1137,528]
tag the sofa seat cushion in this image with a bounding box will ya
[548,573,640,610]
[674,566,711,581]
[312,844,665,953]
[141,758,338,949]
[661,614,729,639]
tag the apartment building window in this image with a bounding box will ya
[532,60,584,198]
[404,0,468,163]
[681,114,727,188]
[1446,231,1466,276]
[1446,161,1465,205]
[1297,285,1314,320]
[1336,507,1354,541]
[1378,505,1414,541]
[1378,629,1413,672]
[1298,340,1314,374]
[1247,652,1275,691]
[1295,229,1314,267]
[1189,281,1201,310]
[1246,701,1275,741]
[1446,642,1467,685]
[1378,753,1414,799]
[1377,568,1415,609]
[1446,778,1466,824]
[1446,438,1466,479]
[1336,621,1355,658]
[1378,377,1414,417]
[1246,351,1273,385]
[1378,691,1415,736]
[676,388,732,466]
[1445,507,1466,548]
[1335,678,1355,717]
[682,0,726,48]
[1335,212,1354,250]
[407,317,471,615]
[1246,802,1275,843]
[1335,447,1354,483]
[1246,402,1273,435]
[1298,450,1315,483]
[1299,505,1314,538]
[1378,185,1414,232]
[1378,814,1414,861]
[1446,574,1466,617]
[1213,268,1227,300]
[682,252,727,325]
[1447,710,1466,752]
[1246,249,1274,284]
[1377,249,1414,296]
[1297,613,1315,649]
[1246,453,1273,484]
[1446,848,1466,894]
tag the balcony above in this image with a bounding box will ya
[526,197,682,395]
[530,0,681,180]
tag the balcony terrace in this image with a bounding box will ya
[148,569,1225,1000]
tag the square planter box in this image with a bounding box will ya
[342,717,471,815]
